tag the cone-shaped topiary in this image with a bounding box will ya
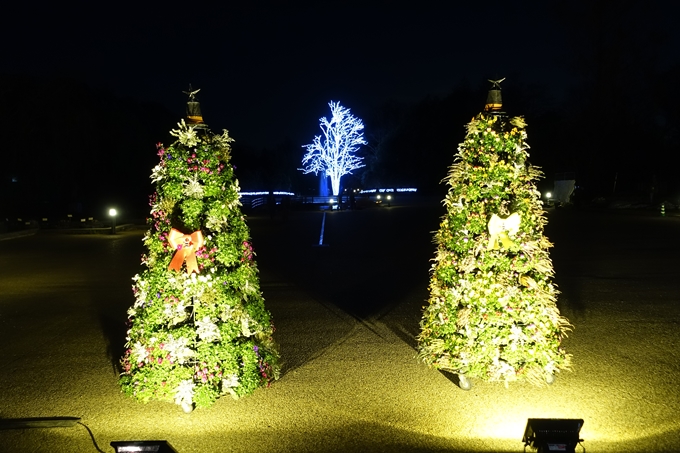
[418,111,572,386]
[120,119,279,411]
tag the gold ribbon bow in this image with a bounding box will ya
[487,213,521,250]
[168,228,204,274]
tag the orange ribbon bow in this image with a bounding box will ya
[167,228,204,274]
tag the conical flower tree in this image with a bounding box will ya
[417,110,572,386]
[120,119,280,411]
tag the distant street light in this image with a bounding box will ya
[109,208,117,235]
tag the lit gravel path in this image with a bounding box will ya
[1,201,679,452]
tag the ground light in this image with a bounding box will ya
[110,440,178,452]
[315,211,329,246]
[109,208,117,234]
[522,418,585,453]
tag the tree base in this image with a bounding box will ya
[458,374,472,391]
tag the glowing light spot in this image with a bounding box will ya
[300,101,367,196]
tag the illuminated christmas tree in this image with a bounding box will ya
[120,88,279,411]
[417,80,571,389]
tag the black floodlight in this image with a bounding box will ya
[522,418,585,453]
[110,440,178,453]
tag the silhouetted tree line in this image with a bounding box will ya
[354,0,680,203]
[354,80,569,198]
[546,0,679,201]
[3,0,678,224]
[248,13,679,204]
[231,138,307,194]
[0,74,176,222]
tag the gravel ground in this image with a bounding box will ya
[0,199,679,452]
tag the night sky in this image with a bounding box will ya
[4,1,672,148]
[1,1,679,217]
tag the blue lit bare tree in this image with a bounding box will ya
[300,101,367,196]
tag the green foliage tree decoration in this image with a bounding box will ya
[120,120,280,411]
[417,112,572,386]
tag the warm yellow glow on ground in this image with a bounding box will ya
[2,213,680,452]
[3,276,680,452]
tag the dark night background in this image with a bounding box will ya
[1,0,678,223]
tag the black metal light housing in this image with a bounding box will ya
[110,440,179,453]
[522,418,585,453]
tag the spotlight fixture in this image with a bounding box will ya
[522,418,584,453]
[110,440,178,452]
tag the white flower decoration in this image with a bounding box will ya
[220,305,235,321]
[466,118,480,134]
[174,379,195,407]
[510,116,527,128]
[150,164,166,183]
[214,129,234,150]
[165,335,195,364]
[131,342,148,363]
[241,317,252,337]
[183,173,205,198]
[222,374,239,389]
[164,299,189,325]
[222,373,240,399]
[170,119,199,147]
[196,316,221,342]
[508,324,527,350]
